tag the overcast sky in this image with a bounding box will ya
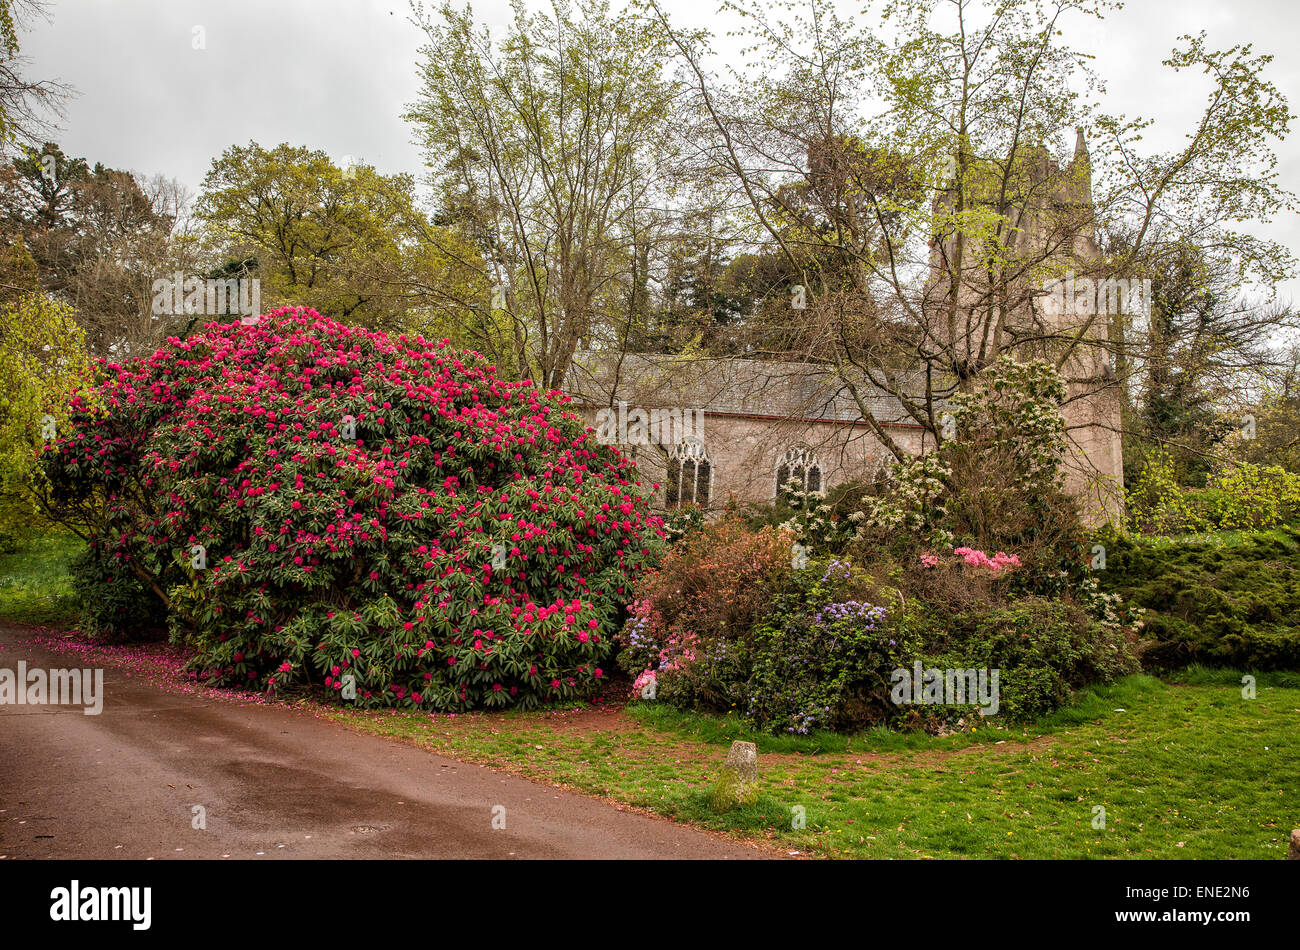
[15,0,1300,302]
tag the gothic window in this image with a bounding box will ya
[775,444,823,498]
[666,438,712,509]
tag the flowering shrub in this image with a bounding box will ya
[851,358,1084,579]
[775,481,853,547]
[953,547,1021,572]
[620,515,1137,732]
[68,543,168,641]
[631,668,657,697]
[39,309,661,709]
[615,517,794,680]
[894,546,1028,617]
[616,518,919,731]
[1075,573,1136,632]
[855,454,953,550]
[746,591,905,734]
[944,357,1068,499]
[662,505,705,543]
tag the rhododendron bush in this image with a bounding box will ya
[39,309,661,709]
[616,519,914,733]
[620,518,1138,732]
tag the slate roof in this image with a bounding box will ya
[564,351,931,427]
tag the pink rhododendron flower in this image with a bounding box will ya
[39,308,662,712]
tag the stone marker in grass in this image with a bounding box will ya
[1290,829,1300,860]
[710,740,758,811]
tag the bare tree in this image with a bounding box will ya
[405,0,688,389]
[0,0,71,146]
[644,0,1295,511]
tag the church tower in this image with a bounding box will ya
[930,130,1126,524]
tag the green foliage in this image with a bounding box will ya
[1128,450,1300,535]
[742,602,908,734]
[855,453,953,552]
[652,559,904,734]
[8,143,91,228]
[0,293,95,544]
[924,598,1139,721]
[1207,463,1300,529]
[851,357,1085,578]
[70,542,167,641]
[1096,526,1300,671]
[196,141,482,336]
[661,505,705,543]
[620,512,1135,733]
[1125,447,1207,535]
[0,0,16,56]
[0,530,82,625]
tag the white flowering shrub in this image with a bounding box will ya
[855,454,954,549]
[852,357,1074,559]
[776,480,854,546]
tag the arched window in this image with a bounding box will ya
[775,444,823,498]
[666,438,712,509]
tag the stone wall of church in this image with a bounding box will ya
[574,407,928,511]
[1059,378,1126,526]
[575,401,1121,526]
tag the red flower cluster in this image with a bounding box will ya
[43,308,662,710]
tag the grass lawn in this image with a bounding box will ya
[1,531,1295,859]
[331,673,1299,859]
[0,533,83,626]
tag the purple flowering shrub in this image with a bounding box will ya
[743,563,913,734]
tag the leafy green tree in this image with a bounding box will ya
[0,293,93,546]
[4,144,198,356]
[1121,244,1295,486]
[1231,344,1300,473]
[196,142,480,336]
[0,160,39,303]
[651,0,1296,491]
[8,142,88,231]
